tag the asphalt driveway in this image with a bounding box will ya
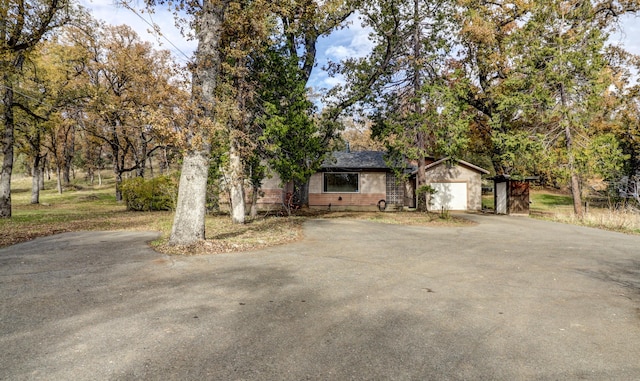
[1,215,639,380]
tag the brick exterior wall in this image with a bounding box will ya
[309,172,387,210]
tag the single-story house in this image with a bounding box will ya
[253,151,489,212]
[308,151,409,211]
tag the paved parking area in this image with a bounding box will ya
[1,215,639,380]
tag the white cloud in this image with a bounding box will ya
[309,13,374,92]
[324,45,352,59]
[320,13,373,61]
[322,75,347,88]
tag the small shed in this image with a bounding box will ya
[492,175,538,215]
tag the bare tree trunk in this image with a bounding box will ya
[229,138,245,224]
[56,166,63,194]
[30,155,42,204]
[294,179,309,208]
[0,78,14,218]
[148,155,154,178]
[38,158,45,190]
[169,0,228,245]
[170,150,210,245]
[560,84,583,217]
[56,165,62,194]
[63,163,71,185]
[160,147,168,175]
[416,154,427,211]
[31,168,40,204]
[115,171,123,201]
[62,126,75,185]
[250,184,258,218]
[565,124,583,217]
[136,133,147,178]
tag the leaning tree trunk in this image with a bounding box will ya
[170,150,210,245]
[0,79,15,218]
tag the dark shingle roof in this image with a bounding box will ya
[321,151,390,170]
[320,151,490,175]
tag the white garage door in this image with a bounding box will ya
[429,183,468,211]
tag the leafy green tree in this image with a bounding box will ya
[510,1,614,216]
[454,0,535,176]
[254,46,324,211]
[215,0,276,224]
[608,50,640,178]
[266,0,357,207]
[336,0,471,211]
[455,0,638,215]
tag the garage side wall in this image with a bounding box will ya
[424,164,483,211]
[309,172,386,210]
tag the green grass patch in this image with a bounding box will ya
[530,192,574,209]
[482,195,494,210]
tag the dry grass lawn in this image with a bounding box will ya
[7,176,635,255]
[1,176,470,255]
[530,189,640,234]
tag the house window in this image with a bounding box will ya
[324,173,359,193]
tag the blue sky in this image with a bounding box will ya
[80,0,639,94]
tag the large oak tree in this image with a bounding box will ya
[1,0,72,217]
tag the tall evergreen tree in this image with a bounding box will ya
[334,0,470,211]
[509,1,618,216]
[254,46,323,212]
